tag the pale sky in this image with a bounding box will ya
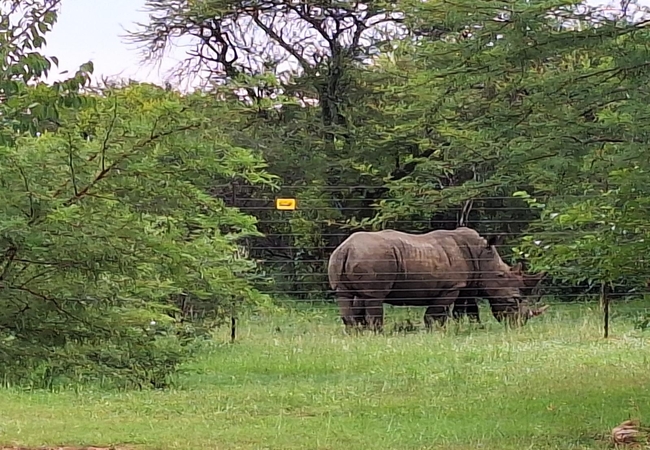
[41,0,646,87]
[42,0,184,86]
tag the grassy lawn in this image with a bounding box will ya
[1,300,650,449]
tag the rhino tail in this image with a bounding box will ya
[328,244,352,292]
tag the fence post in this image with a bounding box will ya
[230,181,237,344]
[230,304,236,343]
[601,282,609,338]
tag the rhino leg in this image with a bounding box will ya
[337,295,366,332]
[452,296,481,324]
[464,300,481,323]
[363,298,384,333]
[452,297,470,320]
[424,290,459,330]
[424,305,451,330]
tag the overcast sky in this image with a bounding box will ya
[41,0,647,87]
[42,0,184,85]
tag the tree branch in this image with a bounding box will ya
[0,245,18,282]
[99,96,118,172]
[67,133,79,196]
[17,267,58,287]
[16,163,35,221]
[6,284,110,333]
[251,10,312,72]
[45,123,198,217]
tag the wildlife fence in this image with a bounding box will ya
[217,184,650,337]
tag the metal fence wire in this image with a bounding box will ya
[211,185,650,339]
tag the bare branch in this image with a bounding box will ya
[15,163,34,221]
[100,96,119,172]
[0,244,17,281]
[67,133,79,196]
[251,10,312,72]
[125,0,405,83]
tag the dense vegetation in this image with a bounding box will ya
[129,0,650,301]
[1,0,650,389]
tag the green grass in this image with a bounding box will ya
[1,300,650,450]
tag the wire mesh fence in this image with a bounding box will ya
[203,184,650,339]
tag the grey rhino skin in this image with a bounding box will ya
[327,227,549,332]
[452,265,547,324]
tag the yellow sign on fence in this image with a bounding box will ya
[275,198,297,210]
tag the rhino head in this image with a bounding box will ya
[500,262,549,325]
[476,236,549,326]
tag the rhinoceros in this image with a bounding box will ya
[327,227,549,332]
[452,265,547,324]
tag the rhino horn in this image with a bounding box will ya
[527,305,550,317]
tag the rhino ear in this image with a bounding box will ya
[511,262,523,274]
[486,234,505,248]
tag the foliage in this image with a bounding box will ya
[0,82,277,388]
[126,0,650,312]
[0,0,94,143]
[123,0,649,308]
[5,0,650,389]
[0,0,282,388]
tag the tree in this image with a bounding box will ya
[125,1,434,300]
[127,0,650,315]
[0,0,279,386]
[0,0,94,144]
[0,81,278,388]
[368,1,650,248]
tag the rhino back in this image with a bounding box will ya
[328,228,486,300]
[391,230,477,291]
